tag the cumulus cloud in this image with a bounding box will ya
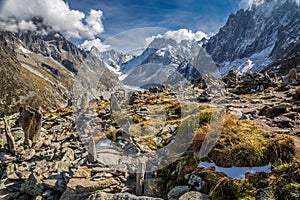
[0,0,104,39]
[79,38,111,52]
[145,29,207,47]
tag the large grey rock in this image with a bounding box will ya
[19,106,43,147]
[167,186,190,200]
[179,191,210,200]
[87,192,163,200]
[283,68,300,85]
[3,117,16,154]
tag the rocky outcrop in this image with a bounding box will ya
[3,117,16,154]
[283,68,300,85]
[224,71,277,94]
[19,106,43,147]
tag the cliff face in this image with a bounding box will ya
[205,0,300,75]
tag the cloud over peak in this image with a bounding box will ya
[79,38,111,52]
[0,0,104,39]
[145,29,207,47]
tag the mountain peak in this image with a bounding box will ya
[247,0,300,10]
[205,0,300,75]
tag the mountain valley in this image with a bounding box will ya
[0,0,300,200]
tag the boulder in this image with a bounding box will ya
[87,192,163,200]
[167,186,190,200]
[283,68,300,85]
[265,105,289,118]
[19,106,43,147]
[3,117,16,154]
[179,191,210,200]
[60,177,123,200]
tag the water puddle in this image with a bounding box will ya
[199,162,272,180]
[96,139,112,147]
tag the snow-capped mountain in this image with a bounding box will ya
[120,37,218,87]
[205,0,300,75]
[90,47,133,76]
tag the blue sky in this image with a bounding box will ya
[67,0,241,39]
[0,0,247,53]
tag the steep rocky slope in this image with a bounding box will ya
[205,0,300,75]
[0,26,122,114]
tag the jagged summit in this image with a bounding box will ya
[242,0,299,10]
[119,37,219,87]
[205,0,300,75]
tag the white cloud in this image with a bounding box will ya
[79,38,111,52]
[145,29,207,47]
[0,0,105,39]
[239,0,265,8]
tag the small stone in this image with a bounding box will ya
[42,190,52,198]
[188,174,206,191]
[7,172,20,180]
[56,159,71,173]
[43,179,57,189]
[43,139,51,147]
[34,140,44,151]
[34,195,43,200]
[22,149,35,161]
[74,166,91,179]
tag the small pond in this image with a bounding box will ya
[199,162,272,180]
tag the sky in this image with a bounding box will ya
[68,0,242,53]
[66,0,241,38]
[0,0,258,53]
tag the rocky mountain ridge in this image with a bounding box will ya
[118,37,219,88]
[0,24,122,114]
[205,0,300,75]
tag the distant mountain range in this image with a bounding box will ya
[93,0,299,81]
